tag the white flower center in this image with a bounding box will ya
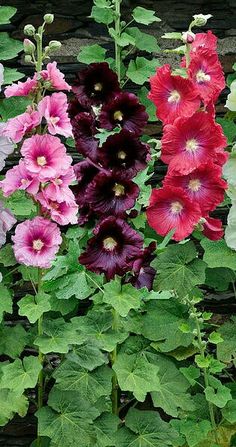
[33,239,44,251]
[171,201,183,214]
[37,156,47,166]
[103,237,117,251]
[50,116,60,125]
[188,178,201,192]
[117,150,127,160]
[168,90,181,103]
[54,178,63,185]
[112,183,125,197]
[196,70,211,83]
[114,110,124,121]
[186,138,198,152]
[20,178,28,185]
[94,82,103,92]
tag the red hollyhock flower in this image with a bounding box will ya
[72,112,98,161]
[214,150,229,166]
[202,216,224,240]
[79,216,143,280]
[98,129,150,178]
[188,48,225,105]
[161,111,227,175]
[72,62,120,107]
[130,242,156,291]
[191,31,217,53]
[148,64,200,125]
[164,163,227,215]
[147,186,202,241]
[86,171,139,217]
[99,92,148,136]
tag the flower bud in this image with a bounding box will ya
[25,54,33,63]
[48,40,62,51]
[193,14,212,27]
[182,31,195,44]
[24,24,36,36]
[23,38,36,54]
[44,13,54,24]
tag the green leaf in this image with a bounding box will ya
[37,389,98,447]
[0,32,22,60]
[127,57,159,85]
[18,292,51,324]
[34,318,78,354]
[223,150,236,187]
[154,241,206,297]
[205,267,236,291]
[115,408,178,447]
[137,86,156,122]
[132,7,161,25]
[0,96,32,121]
[141,298,193,352]
[126,27,160,53]
[222,399,236,423]
[0,389,28,426]
[95,127,120,147]
[174,419,212,447]
[103,279,143,317]
[201,238,236,270]
[180,366,201,386]
[205,377,232,408]
[209,331,224,345]
[78,44,107,64]
[216,117,236,145]
[49,295,78,316]
[0,6,16,24]
[0,324,28,358]
[109,28,135,47]
[94,412,119,447]
[162,32,182,39]
[44,271,92,301]
[0,356,42,395]
[91,6,114,24]
[0,244,16,267]
[195,354,210,369]
[3,67,24,85]
[217,317,236,365]
[113,353,160,402]
[68,342,107,371]
[4,190,37,217]
[18,265,39,283]
[94,0,112,6]
[54,361,113,403]
[0,284,12,323]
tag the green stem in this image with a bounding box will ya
[37,269,44,447]
[110,309,119,415]
[185,42,191,68]
[114,0,121,82]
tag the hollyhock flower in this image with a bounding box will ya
[0,123,15,171]
[201,216,224,240]
[130,242,156,291]
[164,163,227,214]
[148,64,201,125]
[99,129,150,178]
[72,112,98,161]
[79,216,143,280]
[188,48,225,105]
[191,31,217,53]
[0,160,40,197]
[0,202,16,247]
[40,61,71,91]
[38,92,72,138]
[99,92,148,136]
[68,98,89,119]
[73,62,120,107]
[72,160,99,206]
[37,191,78,225]
[12,217,62,268]
[21,134,72,181]
[161,111,227,175]
[86,171,140,217]
[3,109,41,143]
[4,76,38,98]
[147,186,202,241]
[42,167,76,203]
[214,150,229,166]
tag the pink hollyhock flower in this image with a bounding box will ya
[3,109,41,143]
[201,216,224,240]
[4,77,38,98]
[37,191,78,225]
[21,134,72,181]
[164,163,227,215]
[148,64,201,125]
[0,123,15,171]
[147,186,202,241]
[191,31,217,53]
[188,48,225,105]
[161,111,227,175]
[0,159,40,197]
[42,167,76,203]
[40,62,71,91]
[12,217,62,268]
[0,201,16,247]
[38,92,72,138]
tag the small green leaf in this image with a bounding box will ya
[205,377,232,408]
[78,44,107,64]
[4,190,37,217]
[3,68,24,85]
[201,238,236,270]
[34,318,78,354]
[0,356,42,395]
[0,244,17,267]
[0,324,28,358]
[126,27,160,53]
[94,412,119,447]
[216,117,236,145]
[103,278,143,317]
[18,292,51,324]
[0,6,17,25]
[0,96,32,121]
[0,33,22,60]
[195,355,210,369]
[222,399,236,423]
[68,342,107,371]
[217,316,236,365]
[95,127,120,146]
[132,7,161,25]
[137,86,156,122]
[127,57,159,85]
[162,32,182,39]
[90,6,114,24]
[0,389,28,426]
[180,366,200,386]
[209,331,224,345]
[0,284,12,323]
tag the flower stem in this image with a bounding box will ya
[114,0,121,82]
[110,309,119,415]
[37,269,44,447]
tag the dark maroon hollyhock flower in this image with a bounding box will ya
[72,62,120,107]
[86,171,140,217]
[130,242,156,291]
[72,112,99,161]
[79,216,143,280]
[72,160,99,206]
[99,92,148,136]
[98,129,150,179]
[68,98,89,119]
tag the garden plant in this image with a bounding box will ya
[0,2,236,447]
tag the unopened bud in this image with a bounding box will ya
[182,31,195,44]
[48,40,62,51]
[25,54,33,63]
[23,38,36,54]
[193,14,212,27]
[24,24,36,36]
[44,14,54,24]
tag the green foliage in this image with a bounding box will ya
[0,244,17,267]
[216,117,236,145]
[126,27,160,53]
[18,292,51,324]
[0,32,22,60]
[34,318,79,354]
[0,284,12,323]
[0,356,42,395]
[201,238,236,270]
[90,5,114,24]
[78,44,107,64]
[132,7,161,25]
[127,57,159,85]
[0,389,28,426]
[3,67,24,85]
[0,96,32,121]
[217,317,236,365]
[3,190,37,217]
[0,324,28,358]
[103,278,144,317]
[137,86,157,121]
